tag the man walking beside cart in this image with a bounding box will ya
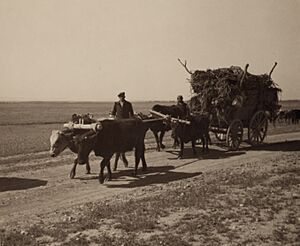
[176,95,190,119]
[111,92,134,170]
[170,95,190,148]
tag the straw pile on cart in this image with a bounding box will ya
[178,59,281,124]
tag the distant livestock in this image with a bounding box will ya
[285,109,300,124]
[276,110,287,123]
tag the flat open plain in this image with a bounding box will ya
[0,101,299,245]
[1,131,299,245]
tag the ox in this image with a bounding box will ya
[50,128,91,178]
[50,113,128,179]
[73,118,149,184]
[49,114,96,178]
[171,115,210,159]
[149,104,183,151]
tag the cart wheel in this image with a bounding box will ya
[248,111,268,146]
[215,132,226,141]
[226,119,243,151]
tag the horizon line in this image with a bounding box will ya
[0,99,299,103]
[0,99,177,103]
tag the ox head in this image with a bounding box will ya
[73,130,98,165]
[49,130,69,157]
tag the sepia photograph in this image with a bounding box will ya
[0,0,299,245]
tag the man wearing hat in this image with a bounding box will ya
[111,92,134,119]
[111,92,134,168]
[170,95,190,148]
[177,95,190,119]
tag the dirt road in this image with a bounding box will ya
[0,132,299,229]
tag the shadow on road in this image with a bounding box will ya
[241,140,300,152]
[75,140,299,186]
[166,147,246,160]
[105,165,202,188]
[167,139,300,159]
[0,177,47,192]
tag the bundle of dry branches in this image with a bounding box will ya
[178,59,281,122]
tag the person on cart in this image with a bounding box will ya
[111,92,134,168]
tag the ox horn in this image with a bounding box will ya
[92,122,103,132]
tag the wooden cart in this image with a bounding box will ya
[210,108,270,151]
[209,65,280,151]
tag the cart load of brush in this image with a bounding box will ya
[178,59,281,126]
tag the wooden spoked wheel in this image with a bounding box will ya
[215,132,226,141]
[226,119,243,151]
[248,111,268,146]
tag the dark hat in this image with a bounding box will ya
[118,92,125,97]
[177,95,183,100]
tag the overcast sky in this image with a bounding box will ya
[0,0,299,101]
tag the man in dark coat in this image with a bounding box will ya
[111,92,134,119]
[177,95,190,119]
[111,92,134,168]
[170,95,190,148]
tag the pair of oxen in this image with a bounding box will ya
[49,105,209,183]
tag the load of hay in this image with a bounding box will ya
[178,59,281,124]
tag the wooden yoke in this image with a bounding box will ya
[63,122,102,131]
[149,110,191,125]
[63,118,163,132]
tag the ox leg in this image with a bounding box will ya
[201,136,205,152]
[172,137,179,149]
[134,149,140,177]
[207,133,212,146]
[106,160,112,181]
[85,160,91,174]
[153,131,161,151]
[178,140,184,159]
[141,144,147,171]
[70,158,78,179]
[99,159,107,184]
[192,139,197,156]
[205,133,210,152]
[134,144,147,176]
[121,152,129,167]
[114,152,120,171]
[159,131,166,149]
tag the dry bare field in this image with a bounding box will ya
[0,100,299,157]
[0,101,299,245]
[0,101,173,157]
